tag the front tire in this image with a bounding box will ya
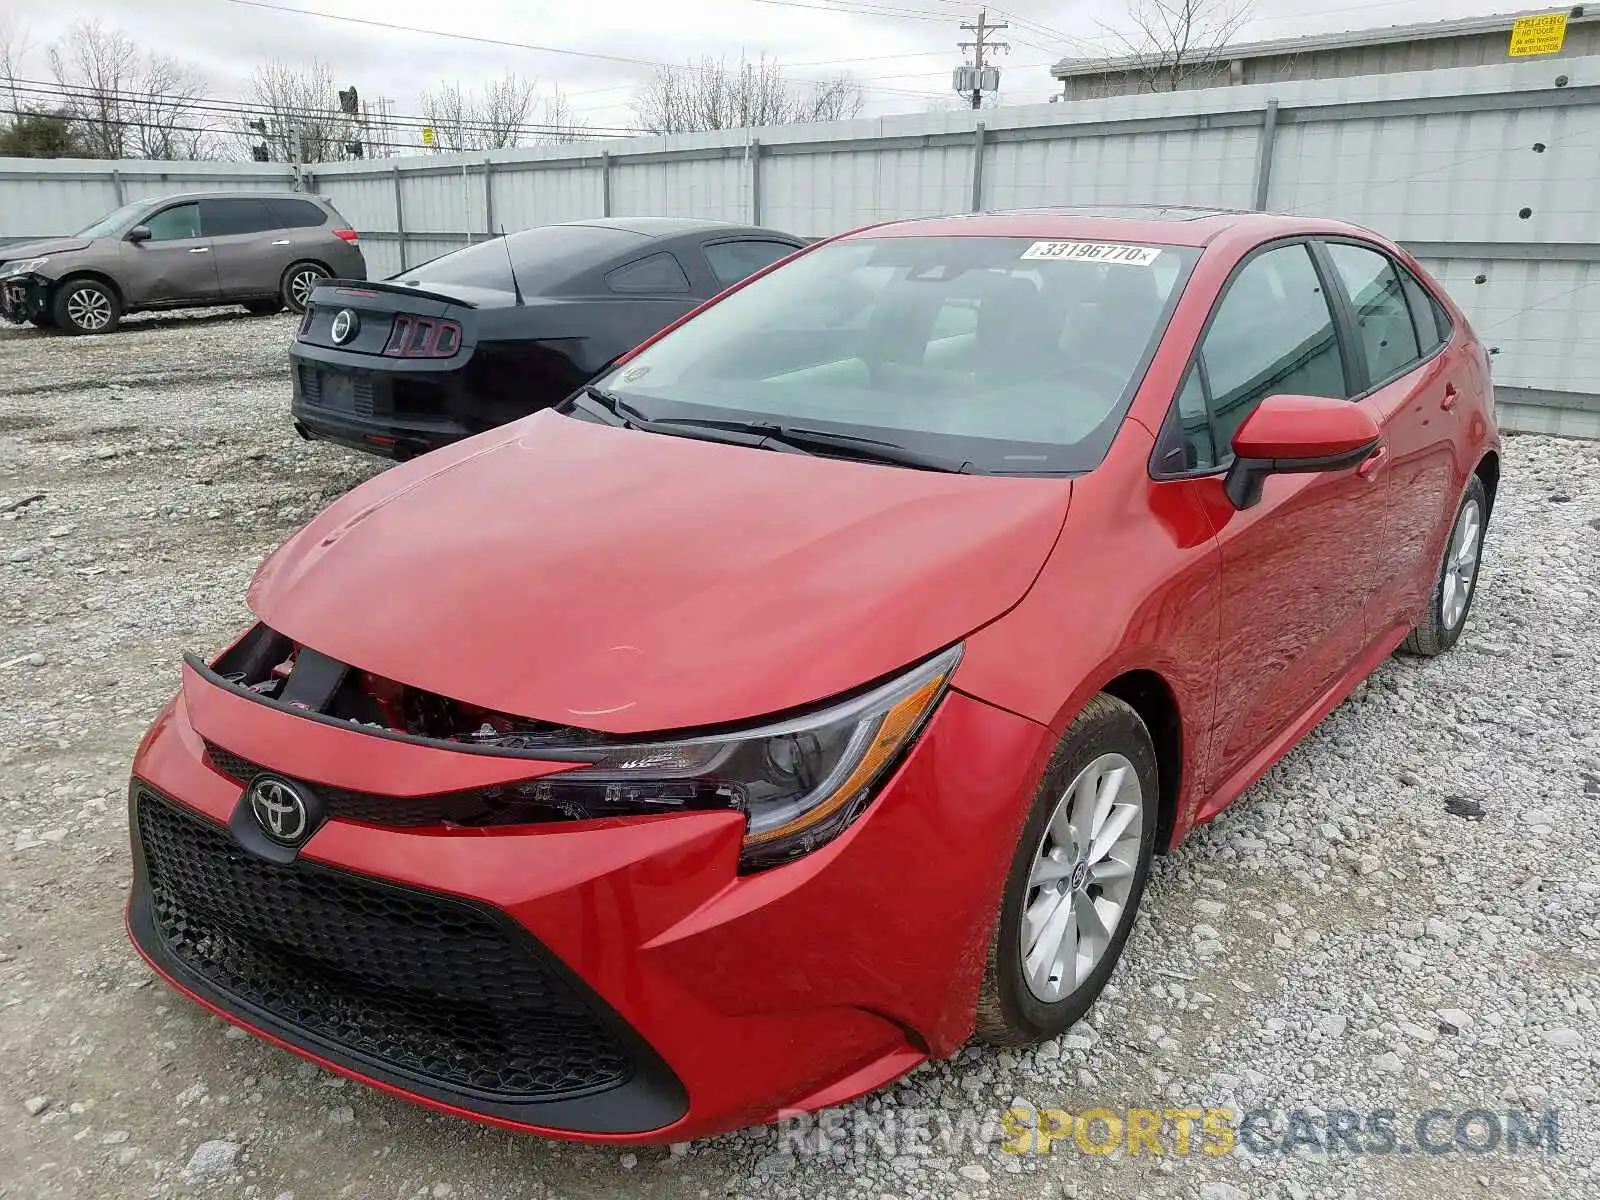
[975,694,1158,1046]
[1401,475,1488,657]
[280,262,328,313]
[52,278,121,335]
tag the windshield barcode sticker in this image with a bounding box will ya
[1020,241,1162,266]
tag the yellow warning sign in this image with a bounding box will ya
[421,126,437,147]
[1509,12,1568,57]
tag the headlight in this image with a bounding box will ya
[514,645,961,872]
[2,257,47,277]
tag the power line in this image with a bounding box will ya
[207,0,960,101]
[10,78,639,138]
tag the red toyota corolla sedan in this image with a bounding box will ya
[126,207,1498,1142]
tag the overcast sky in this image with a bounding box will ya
[0,0,1533,133]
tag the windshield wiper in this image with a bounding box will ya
[757,424,976,473]
[574,386,805,452]
[573,389,973,472]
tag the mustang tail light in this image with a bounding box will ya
[332,228,360,242]
[384,314,462,357]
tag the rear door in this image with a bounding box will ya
[201,197,285,299]
[125,201,219,306]
[1316,239,1464,638]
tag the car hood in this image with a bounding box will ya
[249,410,1072,735]
[1,237,93,262]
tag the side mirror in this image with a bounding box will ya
[1223,394,1381,510]
[126,225,152,243]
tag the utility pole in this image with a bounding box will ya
[957,9,1009,110]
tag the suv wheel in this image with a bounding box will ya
[53,279,121,335]
[281,263,328,313]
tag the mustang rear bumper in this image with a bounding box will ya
[126,666,1052,1142]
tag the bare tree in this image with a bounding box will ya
[126,50,211,159]
[242,58,354,162]
[0,17,32,119]
[632,55,863,134]
[421,73,585,151]
[539,86,588,145]
[1099,0,1252,93]
[45,19,213,159]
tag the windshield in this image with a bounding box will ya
[74,201,150,239]
[593,235,1197,474]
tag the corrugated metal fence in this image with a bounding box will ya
[3,58,1598,436]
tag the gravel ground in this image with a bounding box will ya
[1,310,1598,1200]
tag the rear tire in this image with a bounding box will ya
[975,694,1159,1047]
[51,278,121,335]
[280,262,329,314]
[1401,475,1488,657]
[243,299,283,315]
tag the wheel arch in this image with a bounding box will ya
[49,269,126,310]
[1100,669,1184,854]
[282,257,335,282]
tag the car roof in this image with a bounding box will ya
[137,191,329,205]
[565,216,788,239]
[844,206,1360,248]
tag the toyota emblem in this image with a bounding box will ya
[330,308,359,345]
[247,775,312,845]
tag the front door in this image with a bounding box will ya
[125,201,219,306]
[201,196,286,300]
[1186,241,1389,797]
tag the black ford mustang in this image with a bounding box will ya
[289,217,807,460]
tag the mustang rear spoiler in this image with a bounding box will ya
[313,278,479,309]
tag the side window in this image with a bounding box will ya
[143,203,201,242]
[265,198,330,228]
[1173,364,1217,471]
[1324,242,1422,385]
[1396,265,1446,353]
[606,252,690,294]
[1201,243,1347,452]
[703,239,796,287]
[201,198,276,237]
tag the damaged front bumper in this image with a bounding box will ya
[0,274,46,324]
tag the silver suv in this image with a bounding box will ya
[0,191,367,335]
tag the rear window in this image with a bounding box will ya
[400,225,647,291]
[266,198,330,228]
[596,235,1198,475]
[202,197,277,237]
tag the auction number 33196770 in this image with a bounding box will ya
[123,207,1497,1144]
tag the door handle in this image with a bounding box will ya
[1357,445,1388,480]
[271,239,290,246]
[188,246,210,254]
[1441,382,1459,411]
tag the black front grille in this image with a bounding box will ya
[202,741,568,827]
[135,789,632,1100]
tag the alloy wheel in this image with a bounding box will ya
[289,269,324,310]
[66,287,113,332]
[1020,752,1144,1003]
[1440,497,1483,631]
